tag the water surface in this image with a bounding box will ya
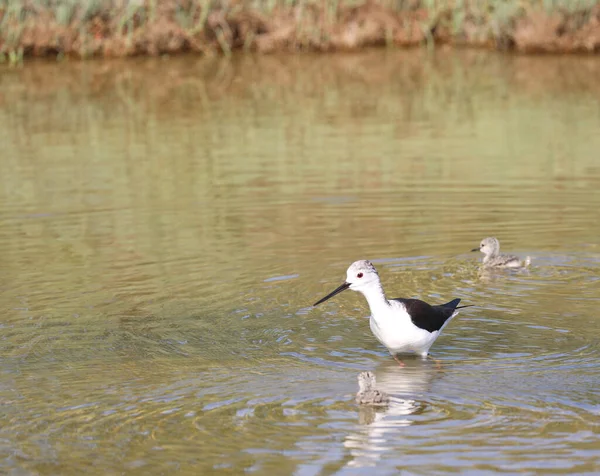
[1,51,600,474]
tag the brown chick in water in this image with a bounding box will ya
[355,371,389,406]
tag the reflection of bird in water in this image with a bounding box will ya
[374,359,441,396]
[345,361,442,468]
[472,237,531,268]
[356,371,389,406]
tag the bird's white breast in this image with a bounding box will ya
[368,302,439,356]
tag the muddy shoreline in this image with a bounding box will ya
[1,1,600,62]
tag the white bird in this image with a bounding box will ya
[472,237,531,268]
[313,260,470,361]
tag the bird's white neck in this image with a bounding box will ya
[355,282,389,315]
[483,252,496,263]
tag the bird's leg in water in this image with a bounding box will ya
[393,355,405,368]
[426,355,443,370]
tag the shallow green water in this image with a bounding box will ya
[1,50,600,475]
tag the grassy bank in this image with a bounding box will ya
[1,0,600,62]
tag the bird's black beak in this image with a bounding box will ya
[313,282,351,306]
[471,247,480,252]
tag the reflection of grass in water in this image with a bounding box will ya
[1,52,599,265]
[0,0,599,62]
[2,51,600,182]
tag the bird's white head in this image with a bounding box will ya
[345,260,380,291]
[472,237,500,256]
[313,260,382,306]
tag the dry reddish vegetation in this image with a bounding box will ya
[1,0,600,60]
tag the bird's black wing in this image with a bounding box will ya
[391,298,462,333]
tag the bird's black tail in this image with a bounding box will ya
[443,298,473,310]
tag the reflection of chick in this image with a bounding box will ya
[355,371,389,406]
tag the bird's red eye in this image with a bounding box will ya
[357,273,363,278]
